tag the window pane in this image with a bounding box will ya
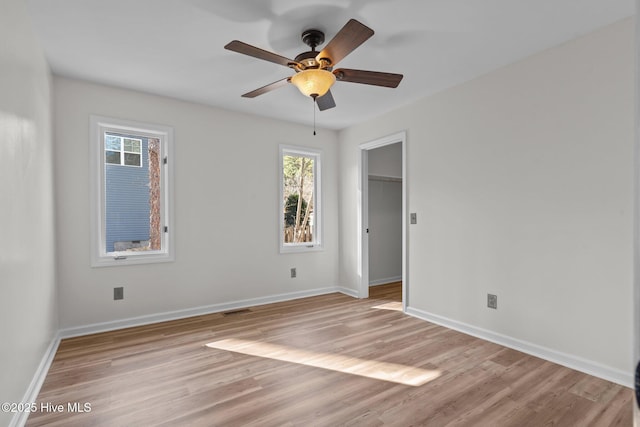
[105,150,121,164]
[105,136,160,253]
[282,154,314,244]
[124,152,141,166]
[123,138,141,153]
[105,135,121,151]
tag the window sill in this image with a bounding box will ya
[91,252,174,267]
[279,244,324,254]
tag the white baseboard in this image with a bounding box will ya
[10,333,61,427]
[369,276,402,287]
[406,306,632,388]
[336,286,359,298]
[60,286,350,339]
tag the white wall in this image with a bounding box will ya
[0,0,57,425]
[339,18,634,379]
[634,2,640,423]
[368,178,402,284]
[368,143,402,179]
[54,77,339,330]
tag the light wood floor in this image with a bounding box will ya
[27,283,632,426]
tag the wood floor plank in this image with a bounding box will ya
[27,282,632,426]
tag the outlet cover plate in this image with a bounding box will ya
[487,293,497,309]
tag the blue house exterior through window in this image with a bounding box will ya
[105,133,151,252]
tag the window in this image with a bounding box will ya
[105,134,142,166]
[279,145,322,253]
[90,115,174,266]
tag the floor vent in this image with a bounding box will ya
[222,308,252,316]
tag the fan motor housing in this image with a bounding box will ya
[294,51,320,69]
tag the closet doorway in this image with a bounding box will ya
[359,131,407,310]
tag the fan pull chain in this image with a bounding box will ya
[312,96,317,136]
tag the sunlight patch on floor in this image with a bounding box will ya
[371,301,403,311]
[206,338,440,386]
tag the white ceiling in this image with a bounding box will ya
[27,0,634,130]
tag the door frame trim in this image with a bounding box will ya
[358,131,408,311]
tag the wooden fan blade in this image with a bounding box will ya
[334,68,403,88]
[225,40,296,68]
[316,90,336,111]
[242,77,290,98]
[315,19,374,66]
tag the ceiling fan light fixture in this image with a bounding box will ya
[290,69,336,98]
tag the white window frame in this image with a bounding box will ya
[90,115,175,267]
[279,145,323,253]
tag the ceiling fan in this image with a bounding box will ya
[224,19,404,111]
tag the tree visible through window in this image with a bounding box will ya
[284,155,314,243]
[280,146,322,252]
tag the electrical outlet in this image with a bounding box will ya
[114,287,124,300]
[487,294,497,309]
[410,213,417,224]
[290,268,297,278]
